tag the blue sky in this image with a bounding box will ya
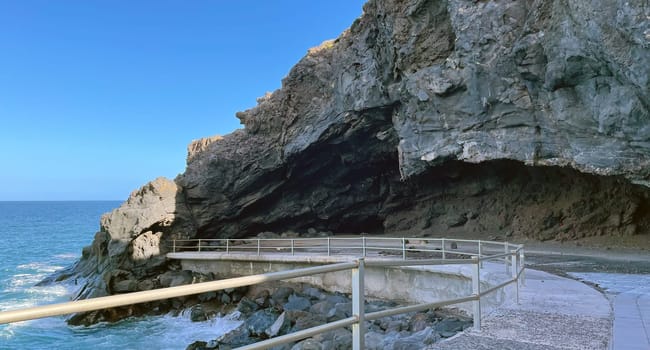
[0,0,366,200]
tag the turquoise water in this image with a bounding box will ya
[0,201,240,350]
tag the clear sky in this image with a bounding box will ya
[0,0,366,201]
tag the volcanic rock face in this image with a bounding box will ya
[67,0,650,323]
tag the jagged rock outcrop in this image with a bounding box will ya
[61,177,196,323]
[65,0,650,324]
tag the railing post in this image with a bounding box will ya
[226,239,230,254]
[478,240,483,268]
[520,248,526,286]
[291,239,295,256]
[352,258,365,350]
[511,250,519,304]
[327,237,331,256]
[402,238,406,260]
[472,256,481,331]
[198,239,202,252]
[362,237,366,257]
[172,239,176,253]
[504,241,509,274]
[257,239,261,256]
[442,238,446,260]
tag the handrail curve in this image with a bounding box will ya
[0,237,525,350]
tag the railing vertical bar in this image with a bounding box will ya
[291,239,295,256]
[198,239,202,252]
[402,238,406,260]
[442,238,446,260]
[362,237,366,257]
[472,256,481,331]
[327,237,331,256]
[257,239,260,256]
[478,240,483,268]
[352,259,365,350]
[226,239,230,254]
[504,241,509,274]
[511,250,519,304]
[520,249,526,286]
[172,239,176,253]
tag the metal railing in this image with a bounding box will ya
[0,237,525,350]
[170,236,517,262]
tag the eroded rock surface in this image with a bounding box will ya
[62,0,650,324]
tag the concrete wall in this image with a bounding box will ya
[173,253,509,315]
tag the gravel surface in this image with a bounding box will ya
[427,266,612,349]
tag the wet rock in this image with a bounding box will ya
[329,302,352,321]
[190,304,208,322]
[217,324,257,348]
[185,341,208,350]
[408,312,431,332]
[435,317,471,338]
[313,329,352,350]
[272,287,295,303]
[291,338,324,350]
[245,309,280,337]
[324,294,349,305]
[302,287,325,300]
[309,300,337,318]
[285,310,327,332]
[237,297,260,315]
[186,284,471,349]
[264,311,290,338]
[159,270,193,288]
[137,279,155,291]
[198,291,217,302]
[364,331,385,350]
[220,292,232,304]
[112,279,137,293]
[283,294,312,312]
[254,289,270,307]
[393,327,440,349]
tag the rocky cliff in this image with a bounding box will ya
[65,0,650,324]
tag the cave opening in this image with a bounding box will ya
[199,108,650,243]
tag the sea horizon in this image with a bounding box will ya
[0,199,124,203]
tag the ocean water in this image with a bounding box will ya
[0,201,240,350]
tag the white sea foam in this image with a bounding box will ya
[53,253,79,260]
[17,262,64,273]
[1,201,245,349]
[61,312,244,350]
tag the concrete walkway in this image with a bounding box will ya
[171,239,625,349]
[430,268,612,349]
[566,272,650,350]
[611,290,650,350]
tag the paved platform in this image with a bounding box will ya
[430,268,612,349]
[611,290,650,350]
[171,238,633,349]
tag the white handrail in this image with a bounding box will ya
[0,237,525,350]
[0,262,357,325]
[170,237,523,262]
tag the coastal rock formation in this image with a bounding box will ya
[65,0,650,324]
[186,282,471,350]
